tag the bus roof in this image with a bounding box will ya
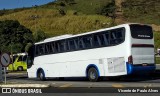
[35,23,149,45]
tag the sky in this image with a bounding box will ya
[0,0,54,10]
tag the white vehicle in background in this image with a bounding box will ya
[27,23,155,82]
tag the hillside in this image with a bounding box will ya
[121,0,160,25]
[40,0,113,15]
[0,8,112,37]
[0,0,160,49]
[1,0,159,30]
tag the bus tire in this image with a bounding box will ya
[88,67,99,82]
[38,70,46,81]
[17,66,23,71]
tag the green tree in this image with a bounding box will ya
[99,0,116,18]
[0,20,33,53]
[33,29,46,42]
[25,43,33,53]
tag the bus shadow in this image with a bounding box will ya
[104,70,160,82]
[6,70,160,82]
[46,70,160,82]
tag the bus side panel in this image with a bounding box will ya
[68,60,104,77]
[103,57,126,76]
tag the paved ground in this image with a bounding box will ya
[156,64,160,69]
[0,66,160,95]
[3,69,160,88]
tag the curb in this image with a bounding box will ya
[0,84,50,88]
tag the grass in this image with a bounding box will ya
[64,0,112,14]
[156,57,160,64]
[41,0,112,15]
[154,32,160,50]
[122,0,160,25]
[0,8,112,37]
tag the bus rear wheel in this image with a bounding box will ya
[38,70,46,81]
[88,68,99,82]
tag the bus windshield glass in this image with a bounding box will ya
[130,24,153,39]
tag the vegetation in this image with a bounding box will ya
[99,0,116,18]
[154,32,160,50]
[33,29,46,42]
[156,57,160,64]
[122,0,160,25]
[25,43,33,53]
[0,7,30,16]
[0,9,112,37]
[0,20,33,53]
[42,0,113,15]
[0,0,160,53]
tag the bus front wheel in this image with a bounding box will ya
[38,70,46,81]
[88,68,99,82]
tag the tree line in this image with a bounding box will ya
[0,20,46,53]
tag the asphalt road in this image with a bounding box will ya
[4,65,160,88]
[1,65,160,95]
[156,64,160,69]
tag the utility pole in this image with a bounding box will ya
[0,64,2,82]
[11,42,14,71]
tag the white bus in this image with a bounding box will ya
[27,23,155,82]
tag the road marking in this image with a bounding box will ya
[112,84,124,88]
[59,84,72,88]
[0,84,50,88]
[8,72,27,75]
[144,84,152,88]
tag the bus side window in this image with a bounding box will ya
[98,34,106,46]
[78,37,85,49]
[35,45,39,56]
[39,44,45,55]
[93,32,109,47]
[48,43,53,54]
[55,41,59,53]
[93,35,100,47]
[45,43,49,54]
[110,28,124,45]
[68,39,76,51]
[110,31,118,44]
[83,35,92,48]
[93,34,105,47]
[103,33,109,45]
[50,42,55,53]
[58,40,66,52]
[74,38,78,49]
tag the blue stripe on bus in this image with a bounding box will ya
[126,62,133,74]
[126,62,155,75]
[86,64,100,77]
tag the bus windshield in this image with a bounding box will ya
[130,24,153,39]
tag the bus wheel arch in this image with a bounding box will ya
[37,68,46,81]
[86,64,100,82]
